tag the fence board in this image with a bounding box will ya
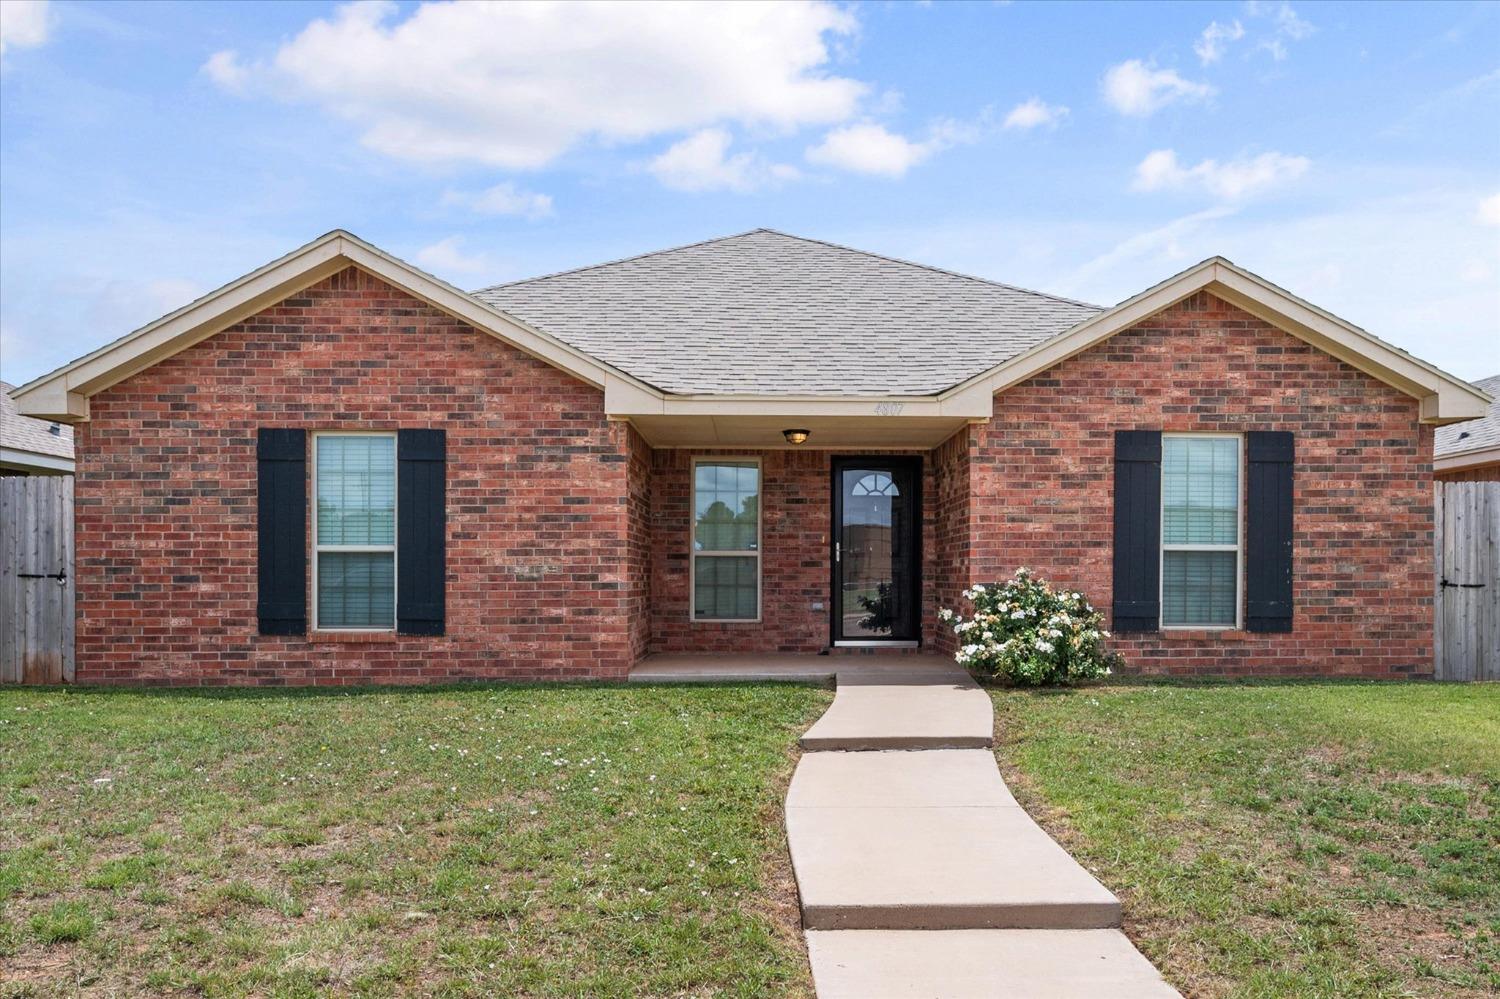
[1435,480,1500,681]
[0,476,74,684]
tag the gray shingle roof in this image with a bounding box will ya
[1435,373,1500,458]
[1,382,74,462]
[473,229,1101,396]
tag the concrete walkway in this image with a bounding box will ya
[630,653,1179,995]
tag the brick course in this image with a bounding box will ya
[949,291,1433,677]
[75,267,645,685]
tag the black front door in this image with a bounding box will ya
[831,457,921,644]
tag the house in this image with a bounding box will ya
[1,382,74,475]
[10,229,1490,685]
[1434,374,1500,481]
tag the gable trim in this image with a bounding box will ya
[938,257,1491,425]
[11,230,660,422]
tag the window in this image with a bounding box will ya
[1161,435,1241,628]
[314,434,396,630]
[691,458,760,621]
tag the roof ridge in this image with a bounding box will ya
[471,228,776,293]
[751,228,1104,310]
[474,228,1103,311]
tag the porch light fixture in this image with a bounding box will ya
[782,428,811,445]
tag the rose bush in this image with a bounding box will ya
[939,568,1119,686]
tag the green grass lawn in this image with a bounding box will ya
[0,683,831,998]
[992,681,1500,999]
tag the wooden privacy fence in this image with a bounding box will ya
[1,476,75,684]
[1434,480,1500,681]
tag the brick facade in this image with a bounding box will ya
[75,268,643,685]
[951,291,1433,677]
[647,449,938,654]
[74,274,1434,684]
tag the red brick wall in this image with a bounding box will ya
[959,291,1433,677]
[931,430,972,657]
[74,267,641,685]
[623,424,654,663]
[648,449,938,653]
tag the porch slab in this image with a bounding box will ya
[627,652,961,685]
[798,662,992,750]
[804,929,1181,998]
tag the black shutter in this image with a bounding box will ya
[1112,430,1161,632]
[397,429,446,636]
[1245,431,1294,632]
[257,428,306,635]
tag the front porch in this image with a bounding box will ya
[628,436,973,663]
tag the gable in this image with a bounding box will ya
[88,266,605,415]
[940,257,1490,425]
[10,231,644,422]
[1009,290,1420,415]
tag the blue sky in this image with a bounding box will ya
[2,0,1497,387]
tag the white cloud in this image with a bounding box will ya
[201,50,250,94]
[647,128,797,193]
[0,0,52,58]
[203,0,865,170]
[1132,149,1310,200]
[805,120,972,178]
[415,236,492,276]
[1194,20,1244,65]
[441,182,553,219]
[1248,2,1314,61]
[1002,98,1069,130]
[1101,60,1215,116]
[1478,192,1500,227]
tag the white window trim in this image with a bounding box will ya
[1159,432,1243,631]
[311,431,398,632]
[689,456,763,624]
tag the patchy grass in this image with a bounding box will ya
[0,682,830,997]
[992,681,1500,999]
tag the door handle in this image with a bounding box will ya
[835,542,841,563]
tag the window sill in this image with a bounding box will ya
[1154,628,1248,641]
[308,631,401,644]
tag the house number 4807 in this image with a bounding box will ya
[875,402,904,416]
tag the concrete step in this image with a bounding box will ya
[798,670,993,750]
[804,929,1182,998]
[786,750,1120,931]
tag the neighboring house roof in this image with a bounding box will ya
[9,229,1493,437]
[474,229,1102,396]
[1434,373,1500,472]
[1,381,74,473]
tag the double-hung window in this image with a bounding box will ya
[1161,435,1241,628]
[314,433,396,630]
[691,458,760,621]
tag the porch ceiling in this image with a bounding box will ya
[624,413,976,449]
